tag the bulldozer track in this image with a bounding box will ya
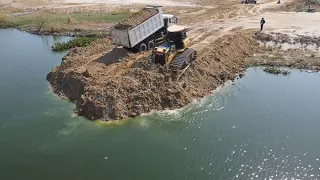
[148,48,197,80]
[171,48,197,81]
[169,48,197,70]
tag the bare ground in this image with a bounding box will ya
[248,32,320,70]
[47,30,259,120]
[46,0,320,120]
[248,48,320,71]
[3,0,320,120]
[0,0,239,36]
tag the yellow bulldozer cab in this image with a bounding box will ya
[167,25,191,50]
[154,25,191,66]
[167,25,187,32]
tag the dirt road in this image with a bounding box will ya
[187,0,320,51]
[5,0,319,121]
[65,0,199,7]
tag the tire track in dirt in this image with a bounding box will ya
[187,0,320,52]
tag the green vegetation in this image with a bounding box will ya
[0,13,8,23]
[263,67,291,75]
[296,0,320,11]
[52,37,96,52]
[0,13,17,28]
[0,10,131,34]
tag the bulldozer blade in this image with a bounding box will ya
[176,63,191,81]
[174,49,197,81]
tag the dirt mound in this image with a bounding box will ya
[294,35,320,47]
[247,47,320,71]
[248,31,320,72]
[254,32,292,44]
[114,8,158,30]
[270,0,320,12]
[47,30,259,121]
[254,32,320,48]
[97,48,129,65]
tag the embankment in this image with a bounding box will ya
[47,30,259,121]
[250,32,320,71]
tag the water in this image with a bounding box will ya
[1,29,320,180]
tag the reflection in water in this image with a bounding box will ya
[0,29,320,180]
[39,34,73,50]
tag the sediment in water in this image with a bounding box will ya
[46,30,260,121]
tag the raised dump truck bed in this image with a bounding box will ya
[111,6,175,52]
[114,8,158,30]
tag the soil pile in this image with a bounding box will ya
[249,32,320,72]
[47,30,259,121]
[254,32,320,47]
[114,8,158,30]
[247,47,320,71]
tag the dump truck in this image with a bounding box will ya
[111,5,177,52]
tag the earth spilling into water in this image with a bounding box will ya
[1,29,320,180]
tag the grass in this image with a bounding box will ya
[52,37,96,52]
[0,13,9,23]
[0,13,17,28]
[0,13,13,28]
[263,67,291,75]
[0,10,131,34]
[67,16,78,25]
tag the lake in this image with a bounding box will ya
[1,29,320,180]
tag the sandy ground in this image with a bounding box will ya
[64,0,199,7]
[187,0,320,51]
[3,0,320,120]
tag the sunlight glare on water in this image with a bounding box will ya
[0,29,320,180]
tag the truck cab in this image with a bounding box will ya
[163,14,177,28]
[144,5,177,27]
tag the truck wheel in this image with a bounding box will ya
[148,41,155,50]
[139,43,147,52]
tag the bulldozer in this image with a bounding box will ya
[149,25,197,80]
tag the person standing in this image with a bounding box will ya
[260,18,265,31]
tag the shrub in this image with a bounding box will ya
[52,37,96,52]
[263,67,291,75]
[296,0,320,11]
[0,13,9,23]
[306,0,320,4]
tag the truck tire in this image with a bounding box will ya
[139,43,147,52]
[148,41,155,50]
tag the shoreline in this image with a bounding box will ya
[46,30,259,121]
[46,30,320,121]
[2,0,320,121]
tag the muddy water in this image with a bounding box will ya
[1,29,320,180]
